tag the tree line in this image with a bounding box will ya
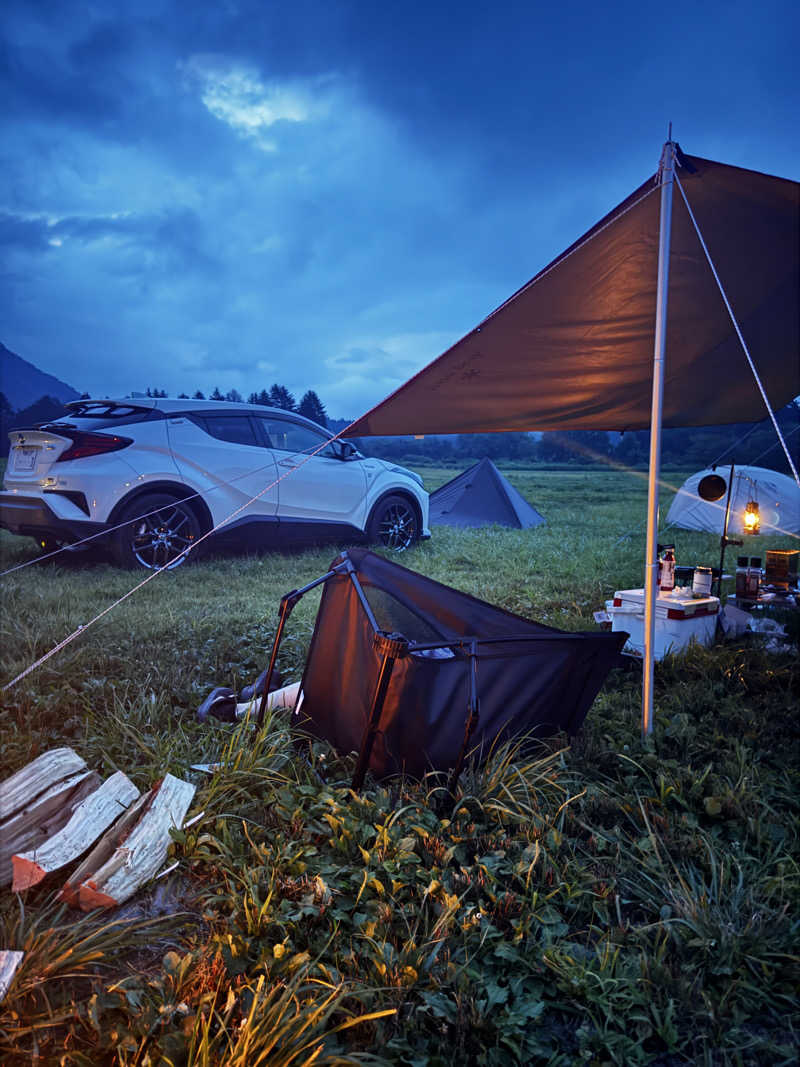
[351,401,799,474]
[143,384,327,426]
[1,388,796,473]
[0,384,328,457]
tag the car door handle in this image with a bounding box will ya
[278,459,296,468]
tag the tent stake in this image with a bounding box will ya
[643,141,676,740]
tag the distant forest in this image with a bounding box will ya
[350,404,799,474]
[1,386,797,474]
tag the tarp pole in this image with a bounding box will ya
[643,141,676,739]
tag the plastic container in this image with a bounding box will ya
[609,588,719,659]
[765,549,800,589]
[692,566,712,598]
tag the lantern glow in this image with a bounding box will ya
[743,500,760,534]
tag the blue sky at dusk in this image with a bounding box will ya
[2,0,798,418]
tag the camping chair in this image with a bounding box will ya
[257,549,627,791]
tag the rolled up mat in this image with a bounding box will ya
[196,687,237,723]
[235,681,302,719]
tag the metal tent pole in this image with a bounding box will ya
[715,464,740,598]
[642,140,676,739]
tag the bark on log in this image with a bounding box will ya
[12,771,141,892]
[0,951,24,1003]
[60,773,196,911]
[1,769,101,886]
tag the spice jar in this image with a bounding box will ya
[746,557,762,599]
[692,566,712,598]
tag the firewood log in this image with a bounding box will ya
[12,771,140,891]
[1,747,87,821]
[0,951,24,1003]
[60,773,196,911]
[59,790,152,908]
[1,750,101,887]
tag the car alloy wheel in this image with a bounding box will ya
[113,493,201,570]
[369,495,418,552]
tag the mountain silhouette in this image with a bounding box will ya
[0,342,81,411]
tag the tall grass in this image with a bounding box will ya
[1,467,798,1064]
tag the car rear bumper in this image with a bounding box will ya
[0,493,107,544]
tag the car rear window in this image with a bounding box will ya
[67,403,150,418]
[41,403,163,431]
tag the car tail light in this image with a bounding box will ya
[56,432,133,462]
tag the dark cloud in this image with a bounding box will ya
[332,348,375,365]
[0,212,52,251]
[0,0,798,414]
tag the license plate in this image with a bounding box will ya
[13,447,37,472]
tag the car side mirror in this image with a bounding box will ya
[334,440,358,460]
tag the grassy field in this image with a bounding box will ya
[0,466,798,1065]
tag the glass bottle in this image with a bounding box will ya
[660,546,676,593]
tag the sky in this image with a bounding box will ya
[2,0,798,419]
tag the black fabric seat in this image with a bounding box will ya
[296,549,627,780]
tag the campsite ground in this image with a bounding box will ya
[1,466,797,1065]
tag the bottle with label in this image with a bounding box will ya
[660,546,676,593]
[747,557,762,599]
[736,556,749,598]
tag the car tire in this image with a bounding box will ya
[111,493,202,570]
[367,494,419,552]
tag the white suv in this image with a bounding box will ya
[1,398,430,569]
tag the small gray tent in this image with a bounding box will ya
[429,457,545,529]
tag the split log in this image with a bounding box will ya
[1,751,101,887]
[12,771,141,892]
[1,747,88,822]
[60,773,196,911]
[59,790,153,908]
[0,951,24,1003]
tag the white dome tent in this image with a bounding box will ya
[667,465,800,537]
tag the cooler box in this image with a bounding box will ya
[610,588,719,659]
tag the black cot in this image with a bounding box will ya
[258,549,627,787]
